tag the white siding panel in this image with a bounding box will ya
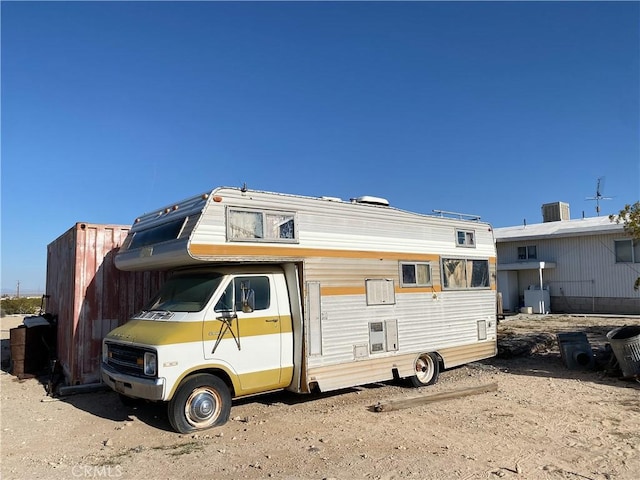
[307,295,370,367]
[306,290,496,369]
[190,202,226,245]
[399,291,497,351]
[498,233,640,300]
[305,257,398,287]
[192,188,496,258]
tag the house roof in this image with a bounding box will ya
[494,216,624,242]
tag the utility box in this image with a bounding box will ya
[46,223,167,386]
[524,285,550,314]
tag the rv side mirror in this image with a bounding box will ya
[240,281,255,313]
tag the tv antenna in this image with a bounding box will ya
[585,177,612,216]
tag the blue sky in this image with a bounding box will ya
[2,1,639,294]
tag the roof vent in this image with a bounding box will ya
[542,202,570,223]
[351,196,390,207]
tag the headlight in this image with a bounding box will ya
[102,342,108,363]
[144,352,157,376]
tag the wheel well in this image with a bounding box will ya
[187,368,236,397]
[432,352,444,369]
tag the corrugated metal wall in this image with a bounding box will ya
[497,233,640,302]
[46,223,166,385]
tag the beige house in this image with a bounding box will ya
[494,202,640,315]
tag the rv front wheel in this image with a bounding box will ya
[168,374,231,434]
[410,353,440,387]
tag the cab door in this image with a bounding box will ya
[203,273,291,393]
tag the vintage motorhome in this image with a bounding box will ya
[102,187,497,433]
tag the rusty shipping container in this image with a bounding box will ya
[46,223,167,386]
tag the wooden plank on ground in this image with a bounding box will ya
[372,382,498,412]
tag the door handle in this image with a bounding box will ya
[265,319,279,323]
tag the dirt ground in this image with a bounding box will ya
[1,313,639,480]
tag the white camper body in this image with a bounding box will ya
[102,187,497,433]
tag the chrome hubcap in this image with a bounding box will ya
[185,387,220,427]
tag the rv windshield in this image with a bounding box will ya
[144,272,224,313]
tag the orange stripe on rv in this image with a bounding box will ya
[189,243,441,261]
[321,285,444,296]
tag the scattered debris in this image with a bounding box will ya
[607,326,640,379]
[556,332,595,370]
[371,383,498,412]
[498,331,555,358]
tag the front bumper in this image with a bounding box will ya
[101,362,165,401]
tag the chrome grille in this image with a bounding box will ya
[106,343,145,376]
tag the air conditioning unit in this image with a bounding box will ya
[352,196,390,207]
[542,202,570,223]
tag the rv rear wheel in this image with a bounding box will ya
[410,352,440,387]
[168,373,231,434]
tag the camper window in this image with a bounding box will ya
[400,262,432,287]
[228,210,264,239]
[129,217,188,249]
[228,208,297,242]
[456,229,475,247]
[442,258,490,289]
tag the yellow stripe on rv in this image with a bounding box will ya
[166,366,295,398]
[106,317,293,346]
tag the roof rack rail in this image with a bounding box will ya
[432,209,481,221]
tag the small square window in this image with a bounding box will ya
[456,229,475,247]
[614,239,638,263]
[400,262,432,287]
[518,245,537,260]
